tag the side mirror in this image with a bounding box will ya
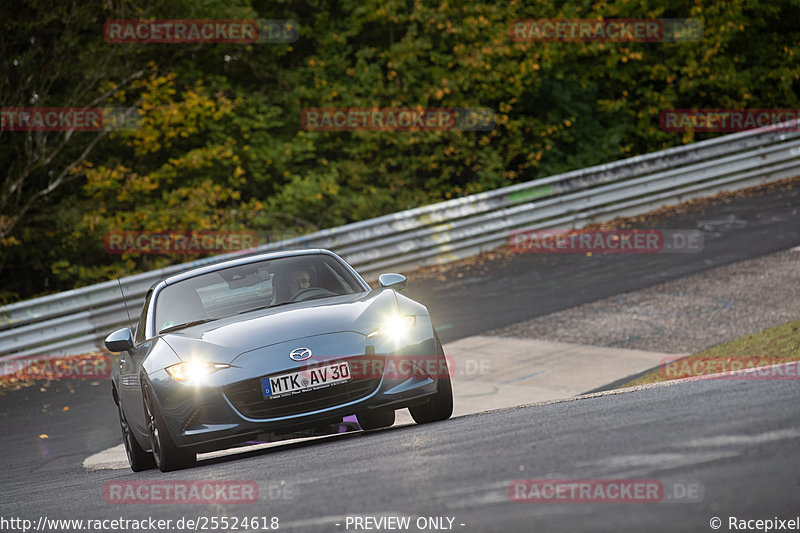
[104,327,134,352]
[378,273,407,292]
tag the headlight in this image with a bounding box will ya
[166,361,230,382]
[367,315,416,340]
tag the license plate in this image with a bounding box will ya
[261,361,351,399]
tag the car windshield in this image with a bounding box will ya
[154,254,365,334]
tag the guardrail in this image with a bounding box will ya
[3,123,800,357]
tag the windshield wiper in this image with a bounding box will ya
[159,318,218,334]
[238,301,294,315]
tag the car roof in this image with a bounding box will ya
[162,248,334,286]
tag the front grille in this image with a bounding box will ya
[224,356,381,419]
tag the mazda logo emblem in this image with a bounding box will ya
[289,347,312,361]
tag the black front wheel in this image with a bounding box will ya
[409,345,454,424]
[117,400,155,471]
[357,409,395,430]
[142,384,196,472]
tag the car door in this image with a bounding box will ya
[118,290,153,442]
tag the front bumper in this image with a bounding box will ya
[146,326,442,449]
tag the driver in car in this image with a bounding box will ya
[288,268,314,299]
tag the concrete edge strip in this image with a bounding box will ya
[462,360,800,417]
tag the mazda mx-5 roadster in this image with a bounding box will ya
[105,249,453,471]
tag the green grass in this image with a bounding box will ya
[620,318,800,388]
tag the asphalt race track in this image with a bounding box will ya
[1,185,799,532]
[2,374,799,532]
[409,185,800,344]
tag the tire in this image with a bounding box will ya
[117,401,155,471]
[409,339,454,424]
[357,409,395,430]
[142,384,196,472]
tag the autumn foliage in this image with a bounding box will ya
[2,0,799,301]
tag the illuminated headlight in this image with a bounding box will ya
[367,315,416,340]
[166,361,230,382]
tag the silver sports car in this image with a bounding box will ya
[105,249,453,471]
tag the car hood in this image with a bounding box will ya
[160,290,398,364]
